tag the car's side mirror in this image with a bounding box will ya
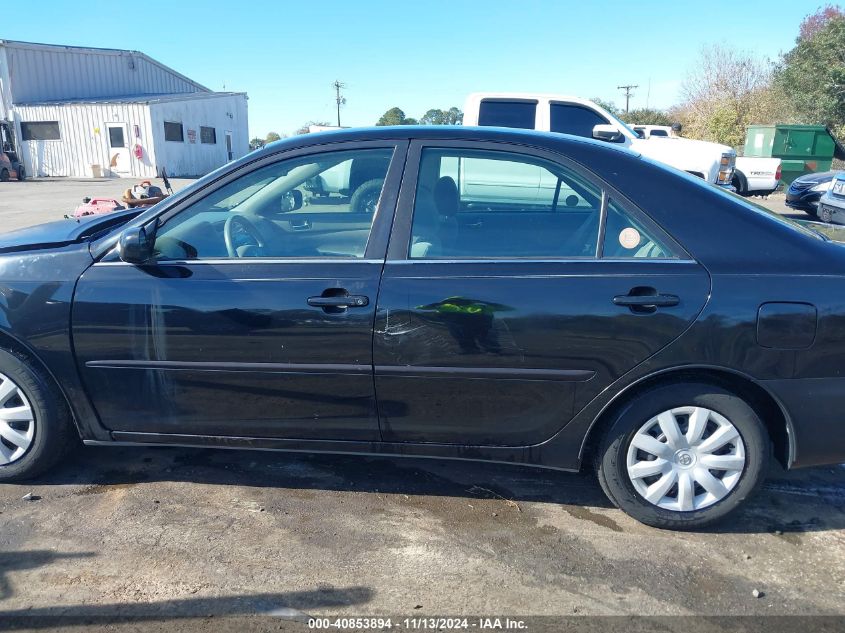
[117,225,154,264]
[593,124,625,143]
[279,190,304,213]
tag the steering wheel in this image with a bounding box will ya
[224,215,266,257]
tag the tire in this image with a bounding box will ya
[0,168,9,182]
[595,382,770,530]
[731,172,747,196]
[0,349,75,482]
[804,205,818,218]
[16,165,25,181]
[820,205,833,223]
[349,178,383,214]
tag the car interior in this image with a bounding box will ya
[409,149,672,259]
[152,148,394,260]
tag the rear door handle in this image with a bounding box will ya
[307,295,369,308]
[613,293,679,308]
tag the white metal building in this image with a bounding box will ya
[0,40,248,178]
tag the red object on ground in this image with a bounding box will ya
[73,198,125,218]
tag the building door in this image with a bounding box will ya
[225,131,234,161]
[106,123,130,175]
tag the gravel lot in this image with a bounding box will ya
[0,180,842,626]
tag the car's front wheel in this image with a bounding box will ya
[0,349,75,482]
[596,382,769,530]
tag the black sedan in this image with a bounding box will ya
[785,170,837,215]
[0,126,843,530]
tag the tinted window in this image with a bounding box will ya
[21,121,60,141]
[602,200,675,258]
[549,103,608,138]
[164,121,184,142]
[410,148,602,259]
[200,126,216,144]
[108,127,125,148]
[649,129,669,137]
[152,148,393,260]
[477,100,537,129]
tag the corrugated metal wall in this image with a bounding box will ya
[4,43,205,105]
[17,102,157,179]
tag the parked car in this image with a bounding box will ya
[632,125,672,139]
[733,156,782,196]
[786,170,837,216]
[816,171,845,223]
[626,124,783,196]
[463,93,736,187]
[1,126,844,530]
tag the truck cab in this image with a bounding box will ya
[463,93,736,187]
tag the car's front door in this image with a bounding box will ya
[373,141,710,446]
[72,141,406,440]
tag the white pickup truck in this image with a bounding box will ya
[463,93,736,188]
[634,125,782,196]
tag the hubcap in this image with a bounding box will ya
[626,406,745,512]
[0,372,35,465]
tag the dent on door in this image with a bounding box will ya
[373,261,711,447]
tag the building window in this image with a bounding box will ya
[21,121,61,141]
[164,121,184,142]
[200,126,216,144]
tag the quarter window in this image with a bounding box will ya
[164,121,184,142]
[549,103,608,138]
[409,148,602,259]
[152,148,393,260]
[602,199,675,259]
[21,121,60,141]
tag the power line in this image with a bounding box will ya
[333,80,347,127]
[617,84,639,113]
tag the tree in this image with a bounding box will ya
[776,12,845,136]
[799,4,845,40]
[265,132,282,143]
[591,98,620,117]
[376,107,417,126]
[249,137,265,151]
[619,108,674,126]
[420,107,463,125]
[678,44,777,147]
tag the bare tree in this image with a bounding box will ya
[678,44,777,147]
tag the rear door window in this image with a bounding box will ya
[477,101,537,129]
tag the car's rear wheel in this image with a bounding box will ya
[349,178,383,214]
[595,382,769,530]
[0,349,75,482]
[16,165,25,181]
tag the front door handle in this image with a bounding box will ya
[613,294,679,308]
[307,295,369,308]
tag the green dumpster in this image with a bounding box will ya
[743,124,845,184]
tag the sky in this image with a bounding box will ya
[5,0,823,138]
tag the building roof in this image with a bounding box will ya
[0,39,209,93]
[16,91,247,108]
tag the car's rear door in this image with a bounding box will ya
[373,140,710,446]
[72,141,407,441]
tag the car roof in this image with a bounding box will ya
[255,125,639,160]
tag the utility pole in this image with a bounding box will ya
[617,84,638,113]
[333,80,347,128]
